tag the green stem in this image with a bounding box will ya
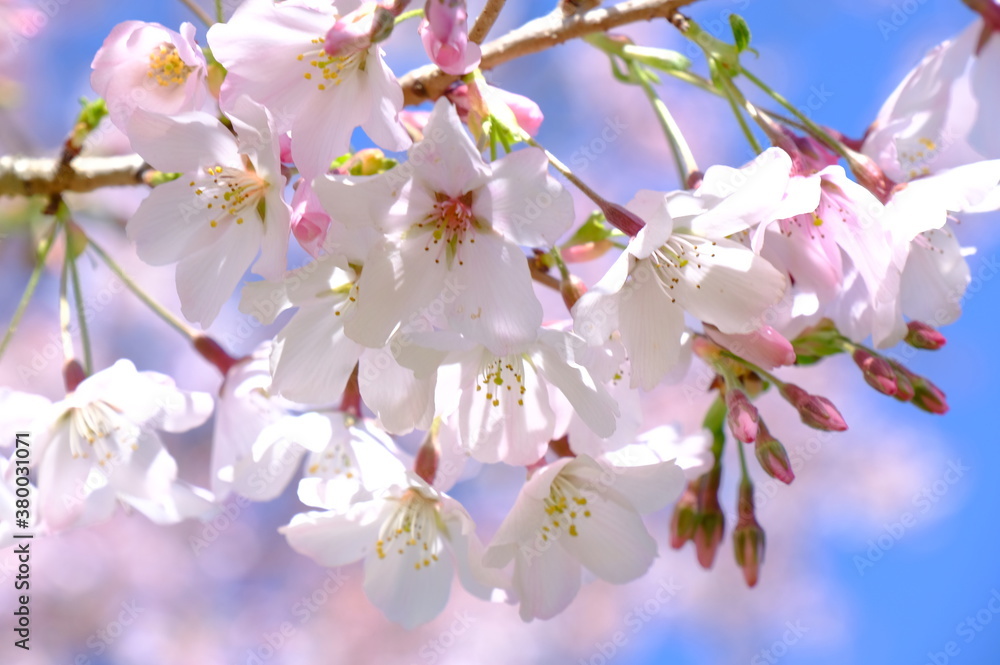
[721,77,762,154]
[214,0,224,22]
[58,251,75,363]
[177,0,214,27]
[629,62,699,184]
[703,394,727,458]
[0,224,58,365]
[69,258,93,376]
[88,239,198,341]
[740,67,848,159]
[395,8,424,24]
[524,136,608,210]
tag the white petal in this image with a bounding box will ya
[127,109,239,173]
[618,260,687,390]
[363,532,454,629]
[358,346,436,435]
[900,226,970,326]
[477,147,573,246]
[280,501,387,567]
[512,544,582,621]
[270,304,363,403]
[410,99,491,195]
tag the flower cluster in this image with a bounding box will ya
[1,0,998,628]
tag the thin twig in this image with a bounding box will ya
[400,0,700,104]
[469,0,507,44]
[178,0,214,27]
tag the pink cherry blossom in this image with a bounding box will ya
[207,0,411,177]
[91,21,209,130]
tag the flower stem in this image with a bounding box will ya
[58,251,75,364]
[0,224,58,364]
[88,238,198,341]
[69,258,93,376]
[739,67,848,159]
[177,0,214,27]
[628,61,699,185]
[720,77,762,154]
[214,0,224,22]
[395,8,424,24]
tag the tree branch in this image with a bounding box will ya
[400,0,699,105]
[0,0,700,199]
[0,154,148,198]
[468,0,507,44]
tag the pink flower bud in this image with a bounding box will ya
[846,149,895,203]
[447,82,545,137]
[599,200,645,236]
[704,324,796,370]
[420,0,481,75]
[852,348,898,396]
[694,466,724,569]
[892,367,915,402]
[733,482,765,587]
[905,321,946,350]
[414,439,440,485]
[725,388,759,444]
[290,180,331,258]
[754,424,794,484]
[324,5,393,57]
[279,133,294,165]
[670,482,699,549]
[913,379,949,415]
[561,240,614,263]
[779,383,848,431]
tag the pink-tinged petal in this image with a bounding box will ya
[618,260,687,390]
[126,179,222,266]
[410,99,491,196]
[175,220,264,327]
[290,179,331,258]
[358,345,436,435]
[575,456,685,514]
[671,236,787,335]
[681,148,799,237]
[626,190,674,259]
[208,0,333,127]
[363,532,455,629]
[704,324,796,369]
[513,543,582,622]
[313,170,414,246]
[477,147,573,247]
[358,47,412,152]
[900,226,969,326]
[532,329,617,439]
[281,502,387,567]
[127,109,240,174]
[345,237,453,348]
[270,303,364,403]
[443,232,542,356]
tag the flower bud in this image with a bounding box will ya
[733,482,765,587]
[669,482,699,549]
[779,383,848,431]
[905,321,946,350]
[892,366,915,403]
[852,348,897,396]
[325,4,393,57]
[63,359,87,393]
[414,437,440,485]
[845,148,895,203]
[913,379,949,415]
[754,423,794,484]
[790,318,843,365]
[725,388,759,444]
[420,0,480,75]
[561,239,614,263]
[598,199,645,237]
[560,274,587,311]
[705,324,796,370]
[693,466,724,568]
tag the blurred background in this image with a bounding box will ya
[1,0,998,663]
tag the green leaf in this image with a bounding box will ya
[730,14,752,53]
[621,45,692,72]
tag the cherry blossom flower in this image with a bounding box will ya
[290,178,332,258]
[862,19,997,181]
[483,454,685,621]
[314,98,574,356]
[7,360,214,532]
[91,21,209,130]
[573,148,814,389]
[420,0,481,76]
[207,0,411,177]
[282,465,501,628]
[125,96,290,327]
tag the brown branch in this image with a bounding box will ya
[400,0,699,105]
[468,0,507,44]
[0,154,149,198]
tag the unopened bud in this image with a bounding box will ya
[892,366,915,402]
[754,423,794,484]
[693,467,724,568]
[560,239,613,263]
[725,388,759,444]
[846,148,895,203]
[905,321,946,350]
[669,482,699,549]
[913,379,949,414]
[852,348,897,396]
[733,481,765,587]
[414,437,439,485]
[598,199,645,237]
[705,324,796,370]
[779,383,848,431]
[63,359,86,393]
